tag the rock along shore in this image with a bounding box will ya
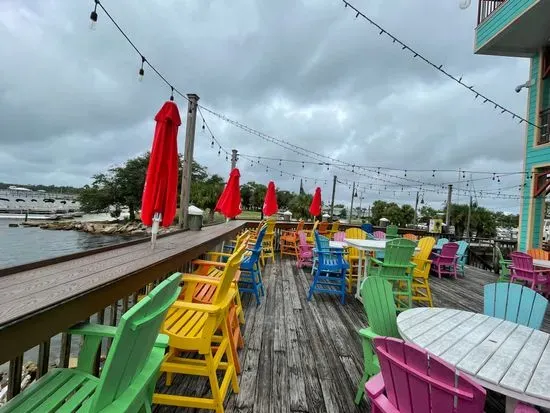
[20,220,176,236]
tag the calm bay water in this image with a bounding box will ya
[0,218,134,269]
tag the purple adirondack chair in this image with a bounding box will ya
[431,242,459,279]
[510,251,550,295]
[366,337,486,413]
[333,231,346,242]
[297,231,313,268]
[373,230,386,240]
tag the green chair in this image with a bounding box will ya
[495,245,512,282]
[385,224,399,240]
[354,277,399,404]
[367,238,417,311]
[1,273,182,413]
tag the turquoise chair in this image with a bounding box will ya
[484,282,548,329]
[456,240,469,276]
[239,225,267,305]
[434,237,449,249]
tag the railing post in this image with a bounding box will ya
[7,355,23,400]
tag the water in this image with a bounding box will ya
[0,217,135,269]
[0,217,138,374]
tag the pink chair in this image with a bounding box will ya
[510,251,550,295]
[373,231,386,240]
[366,337,486,413]
[431,242,459,278]
[333,231,346,242]
[297,231,313,268]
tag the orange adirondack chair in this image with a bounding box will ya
[280,220,304,259]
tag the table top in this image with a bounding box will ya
[330,238,420,252]
[533,259,550,268]
[397,307,550,408]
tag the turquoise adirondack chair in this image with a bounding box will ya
[368,238,416,311]
[2,273,182,413]
[354,277,399,405]
[484,282,548,329]
[456,240,469,276]
[434,237,449,249]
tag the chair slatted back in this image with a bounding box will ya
[385,225,399,239]
[89,273,181,411]
[527,248,549,260]
[373,230,386,240]
[212,243,247,305]
[415,237,435,263]
[403,233,418,241]
[510,251,535,278]
[381,238,417,278]
[373,337,486,413]
[361,277,399,338]
[345,228,367,257]
[438,242,459,264]
[435,238,449,248]
[484,282,548,329]
[329,221,340,233]
[361,223,373,234]
[333,231,346,242]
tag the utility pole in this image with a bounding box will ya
[329,175,337,220]
[179,93,199,229]
[413,191,420,225]
[231,149,238,170]
[466,194,473,239]
[349,181,356,223]
[445,184,453,227]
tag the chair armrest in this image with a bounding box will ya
[358,327,378,341]
[205,252,231,258]
[431,252,441,258]
[369,257,384,266]
[69,323,118,338]
[192,259,227,268]
[366,373,386,399]
[171,300,221,314]
[182,274,222,285]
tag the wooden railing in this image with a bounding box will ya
[477,0,507,25]
[0,221,245,401]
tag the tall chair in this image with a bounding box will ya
[333,231,346,241]
[510,252,550,295]
[257,219,276,265]
[385,224,399,240]
[484,282,548,329]
[434,237,449,249]
[366,337,486,413]
[239,225,267,305]
[317,221,329,236]
[2,273,181,413]
[367,238,417,311]
[456,240,469,276]
[354,277,400,404]
[304,220,320,244]
[527,248,550,260]
[297,230,314,268]
[279,220,304,259]
[495,245,512,282]
[411,236,436,307]
[431,242,459,279]
[154,245,246,411]
[307,231,348,304]
[327,221,341,239]
[344,227,367,291]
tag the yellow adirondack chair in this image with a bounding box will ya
[411,236,436,306]
[344,228,367,293]
[327,221,341,239]
[304,220,320,244]
[153,244,246,412]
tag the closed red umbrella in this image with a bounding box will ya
[263,181,278,217]
[215,168,242,219]
[309,187,322,217]
[141,100,181,247]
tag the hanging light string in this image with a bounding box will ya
[341,0,538,129]
[89,0,529,201]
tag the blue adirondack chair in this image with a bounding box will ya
[239,225,267,305]
[308,231,349,304]
[456,240,469,276]
[361,223,373,235]
[484,282,548,329]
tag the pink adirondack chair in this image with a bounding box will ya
[510,251,550,295]
[297,231,313,268]
[431,242,459,279]
[366,337,486,413]
[373,230,386,240]
[333,231,346,242]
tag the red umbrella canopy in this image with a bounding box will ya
[263,181,278,216]
[309,187,322,216]
[215,168,242,219]
[141,100,181,227]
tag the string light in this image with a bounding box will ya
[138,56,145,82]
[341,0,539,129]
[89,0,98,31]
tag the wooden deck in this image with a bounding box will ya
[152,259,550,413]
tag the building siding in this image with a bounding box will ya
[475,0,537,50]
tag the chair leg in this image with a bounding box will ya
[206,352,224,413]
[308,273,318,301]
[220,317,240,394]
[354,372,370,405]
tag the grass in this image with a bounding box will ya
[237,210,262,220]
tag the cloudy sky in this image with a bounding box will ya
[0,0,531,212]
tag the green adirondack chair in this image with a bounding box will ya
[2,272,182,413]
[367,238,416,311]
[495,245,512,282]
[385,224,399,240]
[354,276,399,404]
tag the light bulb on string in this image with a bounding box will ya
[89,0,99,30]
[432,170,435,178]
[138,56,145,81]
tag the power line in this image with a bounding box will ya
[341,0,539,129]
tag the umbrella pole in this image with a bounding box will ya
[151,212,161,249]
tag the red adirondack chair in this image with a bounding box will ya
[510,251,550,295]
[297,231,313,268]
[366,337,486,413]
[431,242,459,279]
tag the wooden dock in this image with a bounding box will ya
[152,259,550,413]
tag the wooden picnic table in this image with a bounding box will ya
[397,307,550,413]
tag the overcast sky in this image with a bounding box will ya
[0,0,531,213]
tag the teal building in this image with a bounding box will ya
[475,0,550,250]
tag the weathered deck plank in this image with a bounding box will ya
[153,261,550,413]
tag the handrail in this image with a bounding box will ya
[477,0,507,25]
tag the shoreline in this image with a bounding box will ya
[17,220,175,236]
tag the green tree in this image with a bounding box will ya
[190,174,225,222]
[399,204,415,227]
[276,190,294,209]
[289,193,313,219]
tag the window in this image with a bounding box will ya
[540,109,550,145]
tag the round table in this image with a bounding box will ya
[397,307,550,412]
